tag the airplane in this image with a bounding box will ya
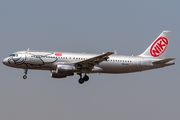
[2,31,175,84]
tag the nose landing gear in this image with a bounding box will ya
[23,69,28,79]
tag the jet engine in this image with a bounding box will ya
[56,64,74,75]
[51,64,74,78]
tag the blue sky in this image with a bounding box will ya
[0,0,179,120]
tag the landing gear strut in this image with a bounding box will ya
[78,73,89,84]
[23,69,28,79]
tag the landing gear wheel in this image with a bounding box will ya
[79,78,84,84]
[23,69,28,79]
[23,75,27,79]
[83,75,89,81]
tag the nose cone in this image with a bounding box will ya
[2,57,9,66]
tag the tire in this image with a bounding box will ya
[23,75,27,79]
[79,78,84,84]
[83,75,89,81]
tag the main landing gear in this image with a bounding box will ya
[78,73,89,84]
[23,69,28,79]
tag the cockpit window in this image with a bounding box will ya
[9,54,18,57]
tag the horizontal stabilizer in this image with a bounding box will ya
[152,58,175,64]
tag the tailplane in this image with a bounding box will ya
[139,31,172,59]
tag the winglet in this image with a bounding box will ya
[114,50,118,54]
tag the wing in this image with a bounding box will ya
[74,50,117,69]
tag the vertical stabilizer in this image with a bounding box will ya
[139,31,172,59]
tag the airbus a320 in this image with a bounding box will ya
[2,31,175,84]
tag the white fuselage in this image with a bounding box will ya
[2,31,175,84]
[2,51,174,74]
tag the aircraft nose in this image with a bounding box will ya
[2,57,8,65]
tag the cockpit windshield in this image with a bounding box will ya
[9,54,18,57]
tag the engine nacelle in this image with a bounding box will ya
[51,71,67,78]
[56,64,74,75]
